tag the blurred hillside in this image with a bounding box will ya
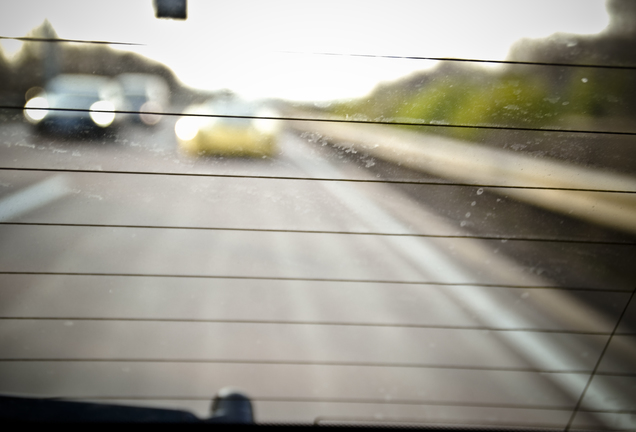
[329,0,636,141]
[509,0,636,66]
[0,20,211,110]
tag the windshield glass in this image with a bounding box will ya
[0,0,635,429]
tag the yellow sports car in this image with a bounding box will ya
[175,97,280,157]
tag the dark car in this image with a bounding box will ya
[24,74,124,135]
[175,96,280,157]
[117,73,169,126]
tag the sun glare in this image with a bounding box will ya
[0,0,611,101]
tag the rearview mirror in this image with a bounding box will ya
[153,0,187,20]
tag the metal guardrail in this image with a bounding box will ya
[288,118,636,236]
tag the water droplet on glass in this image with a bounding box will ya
[581,78,588,83]
[476,188,484,195]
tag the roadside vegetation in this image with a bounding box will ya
[330,61,634,142]
[328,0,636,142]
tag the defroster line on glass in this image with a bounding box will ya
[3,105,636,136]
[1,222,634,246]
[0,358,623,375]
[1,167,635,195]
[0,271,629,292]
[0,316,630,336]
[0,36,143,46]
[278,50,636,70]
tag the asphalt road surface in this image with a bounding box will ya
[0,114,634,429]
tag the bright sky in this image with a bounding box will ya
[0,0,610,101]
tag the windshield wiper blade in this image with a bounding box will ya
[0,388,253,423]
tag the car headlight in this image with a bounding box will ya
[89,100,116,127]
[253,108,280,134]
[24,97,49,123]
[253,118,279,134]
[175,116,201,141]
[139,101,163,125]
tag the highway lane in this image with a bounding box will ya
[0,117,635,428]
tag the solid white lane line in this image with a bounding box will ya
[285,134,628,426]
